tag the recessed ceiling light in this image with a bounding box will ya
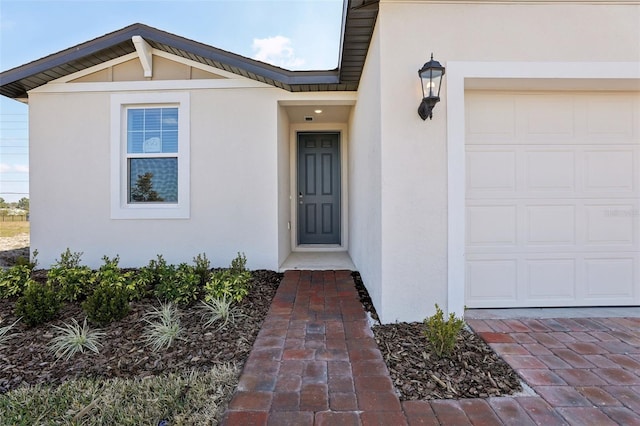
[314,109,323,114]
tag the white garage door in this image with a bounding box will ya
[465,91,640,308]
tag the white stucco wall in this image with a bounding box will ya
[29,87,282,269]
[277,104,292,266]
[348,24,384,313]
[370,0,640,322]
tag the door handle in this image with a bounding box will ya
[298,192,303,204]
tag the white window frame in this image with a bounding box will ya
[110,92,190,219]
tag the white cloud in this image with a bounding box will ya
[252,36,305,69]
[0,163,29,173]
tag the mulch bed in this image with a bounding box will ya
[1,267,522,402]
[0,270,282,394]
[352,272,522,401]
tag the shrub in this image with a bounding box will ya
[142,302,183,351]
[82,282,130,326]
[203,252,252,303]
[154,263,200,306]
[135,255,173,297]
[0,264,32,299]
[14,280,61,327]
[48,318,105,360]
[230,252,247,275]
[47,249,95,302]
[204,269,251,303]
[94,255,144,301]
[192,253,211,286]
[423,304,465,358]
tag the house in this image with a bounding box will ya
[1,0,638,323]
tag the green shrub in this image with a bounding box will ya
[154,263,200,306]
[14,280,61,327]
[192,253,211,285]
[0,264,32,299]
[423,304,465,358]
[204,270,251,303]
[230,252,247,275]
[135,255,173,295]
[94,255,145,301]
[47,249,95,302]
[82,282,130,326]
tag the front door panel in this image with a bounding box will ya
[298,133,340,244]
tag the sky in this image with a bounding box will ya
[0,0,343,202]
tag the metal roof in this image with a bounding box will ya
[0,0,379,100]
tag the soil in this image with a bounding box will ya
[351,273,522,401]
[0,240,521,401]
[0,270,282,394]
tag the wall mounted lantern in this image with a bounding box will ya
[418,54,445,120]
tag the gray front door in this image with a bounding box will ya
[298,133,341,244]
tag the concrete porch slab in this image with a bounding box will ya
[279,251,355,271]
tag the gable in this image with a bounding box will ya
[70,54,226,83]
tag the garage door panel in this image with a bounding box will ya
[526,150,576,191]
[586,98,636,138]
[466,150,516,191]
[584,258,636,299]
[467,205,517,246]
[465,91,640,308]
[526,259,576,299]
[584,149,635,192]
[466,95,516,141]
[466,259,518,302]
[586,204,636,245]
[522,95,575,140]
[526,205,576,244]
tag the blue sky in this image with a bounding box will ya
[0,0,343,202]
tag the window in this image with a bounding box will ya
[111,93,189,219]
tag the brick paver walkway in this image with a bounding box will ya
[222,270,640,425]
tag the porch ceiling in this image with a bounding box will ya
[283,105,352,124]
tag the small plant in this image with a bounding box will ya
[135,255,173,297]
[0,264,32,299]
[154,263,201,306]
[82,282,130,326]
[0,318,21,349]
[192,253,211,285]
[200,297,241,330]
[48,318,105,360]
[94,255,144,300]
[14,280,61,327]
[204,253,252,303]
[204,269,251,303]
[230,252,247,275]
[0,251,36,299]
[423,304,465,358]
[142,302,183,351]
[47,249,95,302]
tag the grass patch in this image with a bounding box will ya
[0,221,29,238]
[0,363,240,425]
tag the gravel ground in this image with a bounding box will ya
[0,234,29,267]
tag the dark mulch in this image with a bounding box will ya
[1,267,522,402]
[352,272,522,401]
[0,270,282,394]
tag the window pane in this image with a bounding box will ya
[127,109,144,131]
[128,158,178,203]
[127,107,179,154]
[162,108,178,131]
[145,108,162,130]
